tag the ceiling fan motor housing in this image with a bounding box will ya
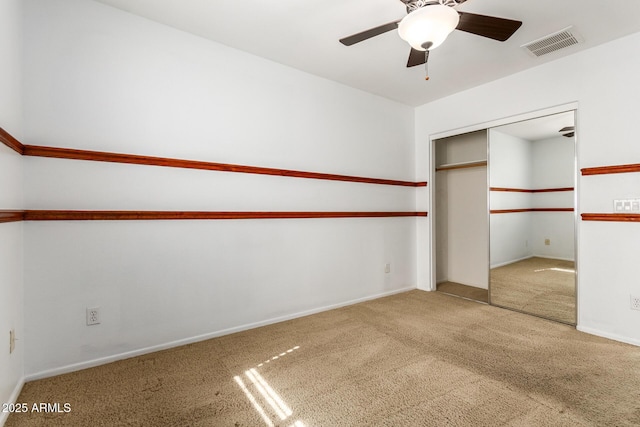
[398,4,460,51]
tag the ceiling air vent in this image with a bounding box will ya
[521,26,583,57]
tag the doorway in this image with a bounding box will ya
[430,107,577,325]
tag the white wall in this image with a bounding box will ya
[489,131,575,266]
[22,0,417,377]
[416,31,640,345]
[489,131,533,267]
[531,136,575,189]
[0,0,25,422]
[489,131,532,190]
[531,136,575,259]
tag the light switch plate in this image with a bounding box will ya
[614,199,640,213]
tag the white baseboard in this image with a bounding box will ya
[25,286,416,381]
[577,325,640,347]
[491,255,575,269]
[490,255,534,269]
[0,377,25,427]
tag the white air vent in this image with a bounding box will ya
[521,26,583,57]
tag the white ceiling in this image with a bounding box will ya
[492,111,575,141]
[91,0,640,106]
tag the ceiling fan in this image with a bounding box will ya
[559,126,575,138]
[339,0,522,73]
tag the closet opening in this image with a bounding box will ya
[430,108,577,325]
[433,130,489,303]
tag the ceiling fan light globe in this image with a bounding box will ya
[398,4,460,51]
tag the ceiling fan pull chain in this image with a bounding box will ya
[425,61,430,81]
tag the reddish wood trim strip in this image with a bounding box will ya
[490,187,574,193]
[0,128,24,155]
[581,213,640,222]
[1,128,427,186]
[530,208,574,212]
[23,210,428,221]
[531,187,574,193]
[581,164,640,176]
[436,161,487,172]
[490,208,574,214]
[0,210,25,223]
[23,145,426,187]
[490,187,532,193]
[490,209,531,214]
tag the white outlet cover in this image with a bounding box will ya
[86,307,100,325]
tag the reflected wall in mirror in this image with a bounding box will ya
[489,112,576,324]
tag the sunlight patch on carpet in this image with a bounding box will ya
[234,345,304,427]
[533,267,575,273]
[258,345,300,367]
[233,375,274,427]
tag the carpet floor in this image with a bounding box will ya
[437,282,489,303]
[7,290,640,426]
[491,257,576,324]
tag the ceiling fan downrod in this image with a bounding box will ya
[401,0,460,13]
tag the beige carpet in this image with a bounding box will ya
[8,290,640,426]
[437,281,489,303]
[491,257,576,325]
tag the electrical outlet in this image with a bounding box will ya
[631,295,640,311]
[9,329,15,354]
[385,263,391,274]
[86,307,100,325]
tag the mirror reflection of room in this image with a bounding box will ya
[489,112,576,324]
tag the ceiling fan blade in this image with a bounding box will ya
[562,132,575,138]
[559,126,575,132]
[339,20,401,46]
[456,12,522,42]
[407,48,428,68]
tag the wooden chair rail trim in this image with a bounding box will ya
[490,187,574,193]
[1,127,427,187]
[490,208,574,214]
[0,128,25,155]
[0,210,25,223]
[581,213,640,222]
[581,164,640,176]
[20,210,428,221]
[23,145,427,187]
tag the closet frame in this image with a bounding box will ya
[428,104,579,322]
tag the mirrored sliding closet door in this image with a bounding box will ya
[488,111,576,325]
